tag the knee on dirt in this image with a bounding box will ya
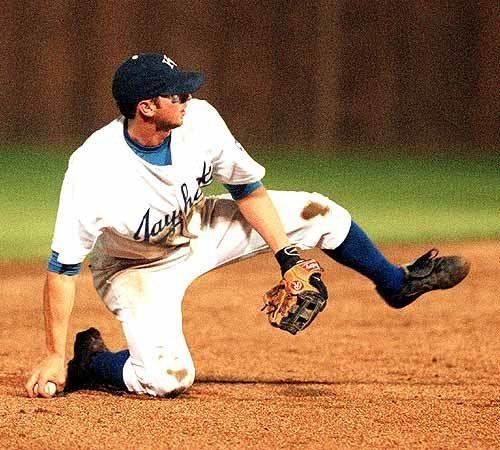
[137,356,195,398]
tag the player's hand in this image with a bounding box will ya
[262,245,329,334]
[25,353,66,398]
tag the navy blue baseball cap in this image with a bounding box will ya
[112,53,205,104]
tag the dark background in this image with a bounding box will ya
[1,0,498,152]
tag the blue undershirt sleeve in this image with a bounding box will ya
[47,250,82,276]
[223,181,262,200]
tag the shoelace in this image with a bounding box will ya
[406,248,440,278]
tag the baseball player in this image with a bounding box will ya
[26,53,470,398]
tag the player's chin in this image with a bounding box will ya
[157,119,182,132]
[171,115,184,128]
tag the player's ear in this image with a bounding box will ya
[137,99,156,118]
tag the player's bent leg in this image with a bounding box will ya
[88,257,197,397]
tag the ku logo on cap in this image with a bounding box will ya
[162,55,177,69]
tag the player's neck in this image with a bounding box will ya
[126,119,171,147]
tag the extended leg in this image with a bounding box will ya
[201,191,469,308]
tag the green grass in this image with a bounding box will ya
[254,152,500,243]
[1,150,69,260]
[1,147,499,261]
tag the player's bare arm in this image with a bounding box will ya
[235,185,289,253]
[26,272,76,398]
[236,185,329,334]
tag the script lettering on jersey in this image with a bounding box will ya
[133,208,183,243]
[181,161,213,213]
[133,162,214,243]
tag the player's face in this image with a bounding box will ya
[153,94,192,131]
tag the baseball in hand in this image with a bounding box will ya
[34,382,57,396]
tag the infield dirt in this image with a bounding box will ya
[0,241,498,450]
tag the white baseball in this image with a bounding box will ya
[34,382,57,396]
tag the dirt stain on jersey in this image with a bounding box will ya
[167,369,188,383]
[301,202,330,220]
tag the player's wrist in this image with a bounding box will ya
[275,245,302,276]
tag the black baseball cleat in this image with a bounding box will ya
[376,248,471,309]
[65,327,109,392]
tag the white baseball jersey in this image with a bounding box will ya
[51,99,265,264]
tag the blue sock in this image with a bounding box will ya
[89,350,130,391]
[323,221,405,293]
